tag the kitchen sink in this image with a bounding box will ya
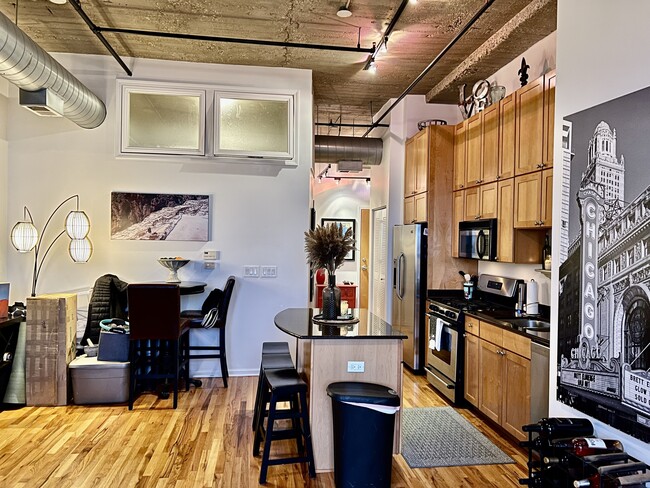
[507,318,550,331]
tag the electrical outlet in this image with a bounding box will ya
[243,265,260,277]
[347,361,365,373]
[204,261,216,270]
[203,250,218,260]
[261,265,277,278]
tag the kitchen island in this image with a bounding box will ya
[274,308,406,473]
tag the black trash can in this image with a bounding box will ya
[327,381,400,488]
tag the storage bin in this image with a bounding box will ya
[69,354,129,404]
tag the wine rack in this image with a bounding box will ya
[520,421,650,487]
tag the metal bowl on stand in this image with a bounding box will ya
[158,258,190,283]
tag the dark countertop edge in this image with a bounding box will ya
[464,311,550,347]
[274,308,407,340]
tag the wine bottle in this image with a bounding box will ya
[519,472,544,487]
[523,417,594,439]
[545,451,631,467]
[614,471,650,487]
[553,437,624,456]
[573,462,648,487]
[541,232,552,270]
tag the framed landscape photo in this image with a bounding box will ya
[111,192,210,241]
[321,218,356,261]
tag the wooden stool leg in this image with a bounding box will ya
[172,339,179,409]
[259,390,278,484]
[219,327,228,388]
[253,379,270,456]
[299,390,316,478]
[252,365,264,431]
[290,396,304,455]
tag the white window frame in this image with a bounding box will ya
[214,91,294,160]
[119,82,206,156]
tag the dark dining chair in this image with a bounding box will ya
[127,283,190,409]
[180,276,236,387]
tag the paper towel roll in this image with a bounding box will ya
[527,279,539,315]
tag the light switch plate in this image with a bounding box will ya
[347,361,365,373]
[243,265,260,277]
[261,265,277,278]
[203,250,218,260]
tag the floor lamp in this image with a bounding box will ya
[11,195,93,297]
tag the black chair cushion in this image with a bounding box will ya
[262,342,291,355]
[261,354,295,370]
[265,369,306,392]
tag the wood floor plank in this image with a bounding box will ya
[0,372,528,487]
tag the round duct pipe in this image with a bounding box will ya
[314,135,383,167]
[0,12,106,129]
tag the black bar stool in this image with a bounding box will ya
[253,368,316,484]
[252,341,293,431]
[252,353,295,432]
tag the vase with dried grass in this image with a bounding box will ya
[305,222,355,319]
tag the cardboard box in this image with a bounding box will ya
[25,293,77,406]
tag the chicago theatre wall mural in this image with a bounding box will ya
[558,86,650,442]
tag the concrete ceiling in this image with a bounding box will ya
[0,0,556,136]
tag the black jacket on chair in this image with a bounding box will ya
[81,274,129,345]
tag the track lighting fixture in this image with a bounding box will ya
[337,1,352,18]
[366,178,371,187]
[335,178,341,185]
[368,60,377,74]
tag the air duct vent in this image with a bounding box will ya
[337,160,364,173]
[19,89,64,117]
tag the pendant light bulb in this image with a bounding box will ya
[368,60,377,74]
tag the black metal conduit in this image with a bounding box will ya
[364,0,411,70]
[361,0,495,137]
[69,0,374,78]
[315,122,389,128]
[69,0,132,76]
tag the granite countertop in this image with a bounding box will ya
[274,308,406,340]
[464,309,550,346]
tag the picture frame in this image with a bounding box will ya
[111,192,210,241]
[321,218,356,261]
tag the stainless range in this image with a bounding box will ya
[425,274,521,404]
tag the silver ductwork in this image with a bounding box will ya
[0,12,106,129]
[315,135,383,169]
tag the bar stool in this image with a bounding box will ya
[252,341,293,431]
[253,368,316,484]
[252,353,295,432]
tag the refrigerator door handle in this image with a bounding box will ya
[397,252,406,300]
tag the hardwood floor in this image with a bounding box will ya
[0,371,528,487]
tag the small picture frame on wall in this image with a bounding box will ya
[321,218,355,261]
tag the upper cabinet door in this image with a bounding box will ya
[453,120,467,191]
[121,85,206,156]
[413,129,429,195]
[481,103,499,184]
[498,93,516,180]
[543,70,556,169]
[515,76,544,175]
[214,92,294,160]
[465,112,483,187]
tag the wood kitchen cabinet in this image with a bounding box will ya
[465,112,482,188]
[515,75,544,175]
[543,70,556,169]
[497,178,514,262]
[405,128,429,196]
[498,93,516,180]
[467,318,532,442]
[463,182,497,221]
[482,102,499,184]
[315,284,356,309]
[453,120,467,190]
[451,190,464,258]
[404,192,427,224]
[514,168,553,228]
[464,316,480,407]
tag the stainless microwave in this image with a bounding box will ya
[458,219,497,261]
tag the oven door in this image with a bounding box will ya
[425,312,458,382]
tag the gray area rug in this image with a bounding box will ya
[401,406,515,468]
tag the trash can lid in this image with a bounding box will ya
[326,381,400,407]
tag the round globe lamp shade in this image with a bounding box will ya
[65,210,90,239]
[69,238,93,263]
[11,221,38,252]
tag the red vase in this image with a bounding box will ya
[315,268,326,285]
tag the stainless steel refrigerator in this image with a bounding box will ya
[392,223,427,371]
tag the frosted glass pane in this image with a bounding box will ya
[219,98,289,153]
[128,93,201,150]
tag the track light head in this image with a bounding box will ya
[368,60,377,74]
[337,5,352,17]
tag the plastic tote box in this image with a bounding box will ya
[69,354,129,404]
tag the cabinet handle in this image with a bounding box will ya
[476,179,482,184]
[475,215,481,220]
[536,163,543,169]
[466,323,473,328]
[496,175,501,180]
[459,184,464,189]
[539,220,544,226]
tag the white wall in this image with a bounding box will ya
[4,54,312,376]
[550,0,650,464]
[312,178,369,287]
[369,96,460,319]
[0,78,8,281]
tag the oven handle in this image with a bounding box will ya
[425,366,455,389]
